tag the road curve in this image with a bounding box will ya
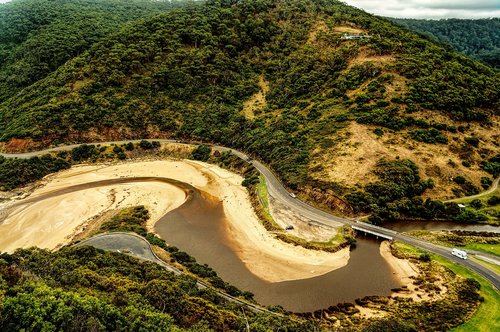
[445,177,499,203]
[76,232,278,315]
[1,139,499,290]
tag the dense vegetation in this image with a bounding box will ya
[0,0,184,102]
[346,158,489,224]
[0,140,162,190]
[1,0,498,218]
[390,18,500,68]
[0,246,309,331]
[0,154,70,190]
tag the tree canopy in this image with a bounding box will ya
[390,18,500,69]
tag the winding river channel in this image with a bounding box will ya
[153,181,498,312]
[155,186,401,312]
[2,174,498,312]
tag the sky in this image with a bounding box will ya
[0,0,499,18]
[343,0,500,19]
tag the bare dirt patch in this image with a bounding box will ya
[268,194,338,242]
[308,20,329,44]
[309,121,497,199]
[242,75,269,119]
[2,137,52,153]
[348,47,395,68]
[333,25,366,34]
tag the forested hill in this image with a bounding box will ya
[0,0,185,102]
[389,18,500,69]
[1,0,499,220]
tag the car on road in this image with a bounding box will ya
[285,225,294,230]
[451,248,467,260]
[289,192,296,198]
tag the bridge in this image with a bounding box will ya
[352,225,394,240]
[1,139,499,290]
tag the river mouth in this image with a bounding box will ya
[155,187,399,313]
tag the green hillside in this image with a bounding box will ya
[0,0,184,102]
[0,246,308,331]
[1,0,499,223]
[389,18,500,69]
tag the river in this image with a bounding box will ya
[155,188,400,312]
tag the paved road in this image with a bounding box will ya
[76,232,277,315]
[2,139,499,290]
[445,177,499,203]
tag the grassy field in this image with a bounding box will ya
[463,243,500,256]
[255,176,281,230]
[435,256,500,332]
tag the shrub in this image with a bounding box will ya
[124,142,134,151]
[410,128,448,144]
[191,145,211,161]
[487,196,500,206]
[480,177,493,189]
[138,140,153,149]
[373,128,384,137]
[112,146,123,154]
[465,136,480,147]
[481,154,500,177]
[419,253,431,262]
[71,144,98,161]
[453,176,466,185]
[470,199,483,209]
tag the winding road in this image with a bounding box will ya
[76,232,276,315]
[445,177,499,203]
[1,139,499,290]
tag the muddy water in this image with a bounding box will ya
[155,189,399,312]
[0,177,416,312]
[384,220,499,233]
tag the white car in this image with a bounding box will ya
[451,248,467,260]
[289,192,296,198]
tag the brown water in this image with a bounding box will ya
[384,220,499,233]
[10,176,494,312]
[155,189,399,312]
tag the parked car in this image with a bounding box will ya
[285,225,294,230]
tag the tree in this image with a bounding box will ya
[191,145,212,161]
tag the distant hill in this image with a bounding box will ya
[1,0,499,222]
[389,18,500,69]
[0,0,184,102]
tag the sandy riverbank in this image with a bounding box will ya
[379,241,418,285]
[0,159,349,282]
[188,160,350,282]
[379,241,447,302]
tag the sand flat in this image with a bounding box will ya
[0,159,350,282]
[188,160,350,282]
